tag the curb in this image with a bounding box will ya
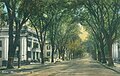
[98,61,120,74]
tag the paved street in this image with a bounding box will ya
[4,56,119,76]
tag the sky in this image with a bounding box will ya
[79,24,89,41]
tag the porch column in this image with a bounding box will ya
[3,37,8,60]
[20,37,27,61]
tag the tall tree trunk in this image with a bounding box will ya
[18,28,21,68]
[18,46,20,68]
[32,24,44,64]
[62,49,65,60]
[51,45,54,62]
[7,21,14,69]
[94,45,97,60]
[101,49,106,63]
[40,44,44,64]
[94,51,97,60]
[100,44,106,63]
[7,9,14,69]
[98,51,101,62]
[107,40,114,66]
[62,53,65,60]
[58,48,61,59]
[92,50,97,60]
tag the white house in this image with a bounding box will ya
[112,41,120,62]
[0,26,52,66]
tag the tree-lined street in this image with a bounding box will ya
[2,54,119,76]
[0,0,120,76]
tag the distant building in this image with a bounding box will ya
[112,41,120,62]
[0,26,52,66]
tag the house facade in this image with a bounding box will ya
[0,26,52,66]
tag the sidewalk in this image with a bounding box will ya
[99,62,120,74]
[112,63,120,73]
[0,62,54,74]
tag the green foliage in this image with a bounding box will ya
[0,0,33,69]
[0,3,6,28]
[0,0,93,66]
[79,0,120,66]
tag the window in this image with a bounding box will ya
[33,43,38,48]
[0,50,2,58]
[27,51,31,58]
[33,34,37,38]
[28,32,32,36]
[47,51,50,56]
[28,41,32,47]
[47,45,50,50]
[36,52,39,59]
[33,52,35,60]
[0,41,2,47]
